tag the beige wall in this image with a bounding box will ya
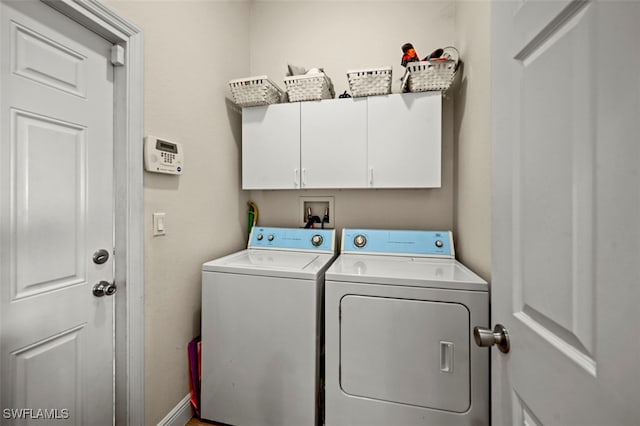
[248,0,458,235]
[104,1,250,424]
[453,0,492,281]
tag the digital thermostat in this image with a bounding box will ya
[144,135,184,175]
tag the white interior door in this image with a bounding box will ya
[0,1,115,424]
[491,1,640,424]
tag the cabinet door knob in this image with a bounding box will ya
[369,167,374,186]
[294,169,299,187]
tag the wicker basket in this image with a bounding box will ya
[229,76,284,107]
[283,73,334,102]
[346,67,392,97]
[403,59,457,93]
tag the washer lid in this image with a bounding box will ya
[203,249,335,279]
[326,254,487,291]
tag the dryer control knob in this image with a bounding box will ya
[311,234,323,247]
[354,235,367,248]
[435,240,444,248]
[267,234,274,241]
[256,233,263,241]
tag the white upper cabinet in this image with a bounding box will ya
[241,92,442,190]
[242,102,300,189]
[368,92,441,188]
[301,98,368,189]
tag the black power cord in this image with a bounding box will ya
[304,216,321,229]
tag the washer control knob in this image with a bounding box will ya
[256,233,263,241]
[354,235,367,248]
[311,234,323,247]
[435,240,444,248]
[267,234,274,241]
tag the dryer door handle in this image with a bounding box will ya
[439,341,454,373]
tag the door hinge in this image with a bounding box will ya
[111,45,125,66]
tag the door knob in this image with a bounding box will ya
[473,324,510,353]
[92,281,117,297]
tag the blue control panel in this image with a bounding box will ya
[341,229,454,257]
[249,227,335,252]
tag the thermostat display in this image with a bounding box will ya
[144,135,184,175]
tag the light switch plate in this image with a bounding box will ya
[153,212,166,236]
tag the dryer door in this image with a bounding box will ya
[340,295,470,412]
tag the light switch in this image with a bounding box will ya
[153,212,166,236]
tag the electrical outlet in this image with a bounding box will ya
[299,196,334,229]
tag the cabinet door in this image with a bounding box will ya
[301,98,367,188]
[368,92,442,188]
[242,103,300,189]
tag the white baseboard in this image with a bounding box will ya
[157,394,193,426]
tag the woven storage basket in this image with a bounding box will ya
[404,59,457,92]
[229,76,284,107]
[346,66,392,97]
[283,73,334,102]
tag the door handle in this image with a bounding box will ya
[440,341,454,373]
[93,280,117,297]
[473,324,510,353]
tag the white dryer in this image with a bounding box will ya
[201,227,336,426]
[325,229,489,426]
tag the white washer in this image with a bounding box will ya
[201,227,336,426]
[325,229,489,426]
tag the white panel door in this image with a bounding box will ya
[492,1,640,424]
[0,1,115,424]
[242,103,300,189]
[300,98,367,188]
[367,92,441,188]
